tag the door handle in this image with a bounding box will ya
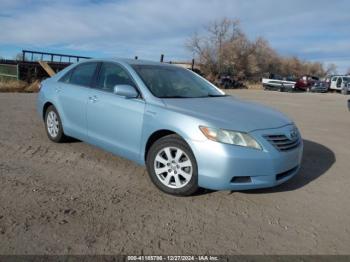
[55,87,62,93]
[89,95,98,103]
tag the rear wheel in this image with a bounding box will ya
[45,105,66,143]
[146,134,198,196]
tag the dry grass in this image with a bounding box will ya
[0,79,27,92]
[0,79,39,93]
[245,81,262,90]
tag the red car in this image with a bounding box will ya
[295,75,319,91]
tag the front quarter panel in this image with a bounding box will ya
[140,103,208,164]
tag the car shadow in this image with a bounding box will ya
[238,139,335,194]
[61,136,81,143]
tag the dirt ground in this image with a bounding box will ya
[0,90,349,255]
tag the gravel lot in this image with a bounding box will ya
[0,90,349,255]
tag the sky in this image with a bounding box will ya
[0,0,349,73]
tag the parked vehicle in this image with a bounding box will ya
[37,59,303,196]
[215,75,245,89]
[342,83,350,95]
[330,75,350,94]
[348,100,350,111]
[324,76,331,89]
[310,81,329,93]
[294,75,319,91]
[262,74,296,91]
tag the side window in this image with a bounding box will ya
[96,63,135,92]
[331,77,337,82]
[70,63,98,87]
[59,70,72,83]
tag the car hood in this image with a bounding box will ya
[162,96,292,132]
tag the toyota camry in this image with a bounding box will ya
[37,59,303,196]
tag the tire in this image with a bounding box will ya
[146,134,198,196]
[44,105,66,143]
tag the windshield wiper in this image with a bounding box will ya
[159,94,228,98]
[159,95,192,98]
[207,94,228,97]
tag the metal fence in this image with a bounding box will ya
[0,64,18,81]
[0,51,198,83]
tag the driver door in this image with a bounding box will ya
[86,62,145,161]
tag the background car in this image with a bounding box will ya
[215,75,245,89]
[294,75,319,91]
[330,75,350,92]
[262,74,296,91]
[310,81,329,93]
[342,82,350,95]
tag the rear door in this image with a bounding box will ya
[330,77,338,90]
[57,62,99,140]
[86,62,145,161]
[336,77,343,90]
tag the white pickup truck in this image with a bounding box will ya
[262,75,296,91]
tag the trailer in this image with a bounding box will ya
[0,50,90,83]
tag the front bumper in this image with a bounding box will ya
[189,125,303,191]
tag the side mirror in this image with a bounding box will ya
[113,85,138,98]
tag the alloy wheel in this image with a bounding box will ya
[154,146,193,189]
[46,111,59,138]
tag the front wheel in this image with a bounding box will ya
[146,135,198,196]
[45,105,66,143]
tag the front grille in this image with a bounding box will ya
[264,134,300,152]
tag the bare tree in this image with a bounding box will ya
[325,63,337,76]
[187,18,242,78]
[187,18,327,81]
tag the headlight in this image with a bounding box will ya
[199,126,262,150]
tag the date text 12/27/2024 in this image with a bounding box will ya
[127,256,219,261]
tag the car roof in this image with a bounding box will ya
[83,58,174,67]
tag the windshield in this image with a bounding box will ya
[343,77,350,83]
[132,65,225,98]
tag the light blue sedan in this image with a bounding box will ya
[37,59,303,196]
